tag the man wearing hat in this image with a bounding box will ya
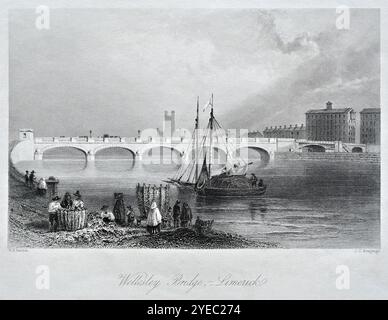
[100,205,115,223]
[250,173,258,188]
[126,205,136,227]
[73,190,85,210]
[173,200,181,228]
[60,192,73,209]
[48,195,61,232]
[28,170,36,188]
[24,171,29,187]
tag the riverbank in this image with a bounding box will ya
[8,174,278,249]
[275,151,380,163]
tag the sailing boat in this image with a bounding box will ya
[164,96,201,188]
[167,95,267,197]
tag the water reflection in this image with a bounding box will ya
[13,158,380,248]
[40,160,87,172]
[95,159,135,172]
[249,200,267,221]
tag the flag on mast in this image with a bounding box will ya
[202,95,213,112]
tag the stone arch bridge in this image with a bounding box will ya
[10,134,367,168]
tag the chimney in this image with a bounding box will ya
[326,101,333,110]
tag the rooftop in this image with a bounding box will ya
[306,101,354,114]
[306,107,353,114]
[360,108,380,113]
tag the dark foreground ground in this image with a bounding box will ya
[8,176,278,249]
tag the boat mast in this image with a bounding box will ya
[208,93,214,179]
[195,96,199,181]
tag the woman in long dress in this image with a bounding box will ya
[147,201,162,235]
[37,178,47,196]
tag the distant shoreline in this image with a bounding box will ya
[275,151,380,163]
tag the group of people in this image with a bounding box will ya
[47,188,193,236]
[98,199,194,235]
[100,203,139,225]
[99,201,162,235]
[47,190,85,231]
[250,174,264,188]
[24,170,36,188]
[146,200,193,235]
[24,170,48,195]
[172,200,193,228]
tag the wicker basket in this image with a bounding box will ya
[57,209,87,231]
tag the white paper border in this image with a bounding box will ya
[0,0,387,300]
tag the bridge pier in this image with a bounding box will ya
[87,153,95,162]
[34,150,43,160]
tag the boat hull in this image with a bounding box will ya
[164,179,196,189]
[197,186,266,197]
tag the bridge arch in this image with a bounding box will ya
[301,144,326,153]
[39,145,88,160]
[352,146,363,153]
[187,145,228,165]
[93,146,136,159]
[233,146,271,168]
[210,146,228,165]
[141,145,183,165]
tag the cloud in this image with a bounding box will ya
[224,9,380,131]
[9,9,380,139]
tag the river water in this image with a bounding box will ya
[14,152,380,248]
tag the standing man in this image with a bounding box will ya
[180,203,190,228]
[24,171,29,187]
[250,173,258,187]
[173,200,181,228]
[29,170,36,188]
[126,205,135,226]
[186,203,193,226]
[48,195,61,232]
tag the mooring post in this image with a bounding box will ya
[46,176,59,199]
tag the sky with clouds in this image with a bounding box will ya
[9,8,380,138]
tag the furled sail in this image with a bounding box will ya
[167,94,249,187]
[195,155,209,190]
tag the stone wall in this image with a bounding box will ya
[275,152,380,163]
[10,140,34,163]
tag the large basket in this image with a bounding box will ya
[57,209,87,231]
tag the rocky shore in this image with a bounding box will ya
[8,175,278,249]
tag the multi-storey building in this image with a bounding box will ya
[305,101,356,142]
[262,124,305,139]
[360,108,380,145]
[248,130,264,138]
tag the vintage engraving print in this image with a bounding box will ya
[1,0,387,300]
[7,6,380,249]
